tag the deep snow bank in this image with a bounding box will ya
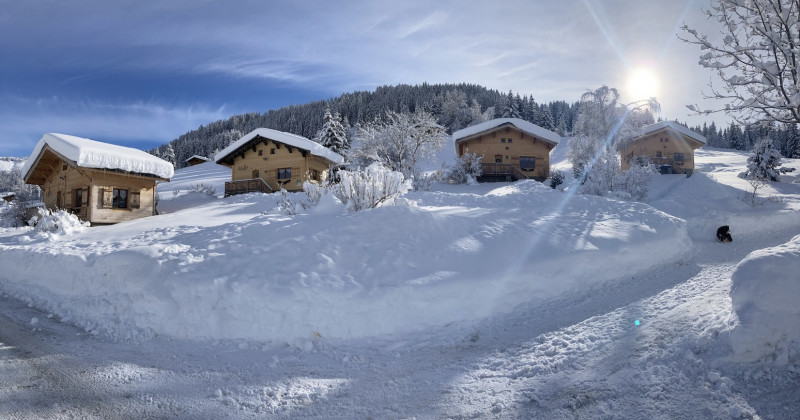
[0,181,690,344]
[729,234,800,364]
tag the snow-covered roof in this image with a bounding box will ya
[641,121,706,144]
[22,133,174,181]
[452,118,561,145]
[215,128,344,165]
[184,155,211,163]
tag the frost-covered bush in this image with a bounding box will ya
[187,183,217,196]
[0,200,27,227]
[411,169,439,192]
[303,181,323,206]
[549,170,565,190]
[333,163,411,212]
[614,162,655,202]
[744,137,782,182]
[445,152,483,184]
[27,208,89,235]
[579,152,653,201]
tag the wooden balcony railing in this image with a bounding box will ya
[224,178,274,197]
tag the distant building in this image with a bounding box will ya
[22,133,174,224]
[215,128,343,196]
[453,118,560,182]
[619,121,706,176]
[1,191,15,202]
[184,155,212,166]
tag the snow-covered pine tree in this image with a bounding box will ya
[163,144,176,165]
[785,123,800,158]
[745,137,782,182]
[315,108,350,156]
[500,91,522,119]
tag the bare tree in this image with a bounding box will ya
[351,110,447,178]
[682,0,800,124]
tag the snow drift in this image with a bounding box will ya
[729,234,800,364]
[0,180,690,344]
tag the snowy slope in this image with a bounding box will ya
[1,147,799,419]
[0,179,689,343]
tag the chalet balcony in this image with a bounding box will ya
[479,163,543,182]
[224,178,274,197]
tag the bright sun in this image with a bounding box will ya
[626,67,661,101]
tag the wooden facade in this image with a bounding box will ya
[619,123,705,176]
[25,146,165,224]
[216,133,340,194]
[454,122,558,182]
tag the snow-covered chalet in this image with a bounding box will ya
[215,128,344,196]
[619,121,706,176]
[453,118,561,182]
[184,155,212,166]
[22,133,174,224]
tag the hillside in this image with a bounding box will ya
[152,83,579,169]
[0,148,799,418]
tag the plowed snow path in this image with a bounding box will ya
[1,231,798,419]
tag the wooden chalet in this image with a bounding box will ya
[184,155,212,166]
[453,118,561,182]
[215,128,344,196]
[22,133,173,224]
[619,121,706,176]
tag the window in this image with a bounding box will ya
[520,157,535,171]
[673,153,684,163]
[655,151,662,158]
[310,169,319,181]
[75,189,83,207]
[112,188,128,208]
[278,168,292,179]
[252,169,260,179]
[270,148,276,155]
[507,138,512,143]
[495,154,503,163]
[501,138,506,143]
[258,149,263,156]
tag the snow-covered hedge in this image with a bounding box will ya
[730,235,800,364]
[333,163,410,212]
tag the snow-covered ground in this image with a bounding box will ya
[1,148,799,418]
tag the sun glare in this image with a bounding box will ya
[626,67,660,101]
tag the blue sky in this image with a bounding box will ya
[0,0,721,157]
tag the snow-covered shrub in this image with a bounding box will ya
[744,137,782,182]
[445,152,483,184]
[187,183,217,196]
[0,200,27,227]
[579,152,653,201]
[303,181,323,206]
[549,169,564,190]
[579,152,619,196]
[411,169,439,191]
[333,163,411,212]
[27,208,89,235]
[613,161,654,202]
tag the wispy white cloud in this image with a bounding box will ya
[0,95,229,157]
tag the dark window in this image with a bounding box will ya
[656,151,662,158]
[501,138,506,143]
[495,154,502,163]
[310,169,319,181]
[520,157,536,171]
[507,138,512,143]
[258,149,263,156]
[278,168,292,179]
[252,169,260,179]
[674,153,684,163]
[112,188,128,208]
[75,189,83,207]
[270,148,276,155]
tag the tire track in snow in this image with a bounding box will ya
[0,297,147,420]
